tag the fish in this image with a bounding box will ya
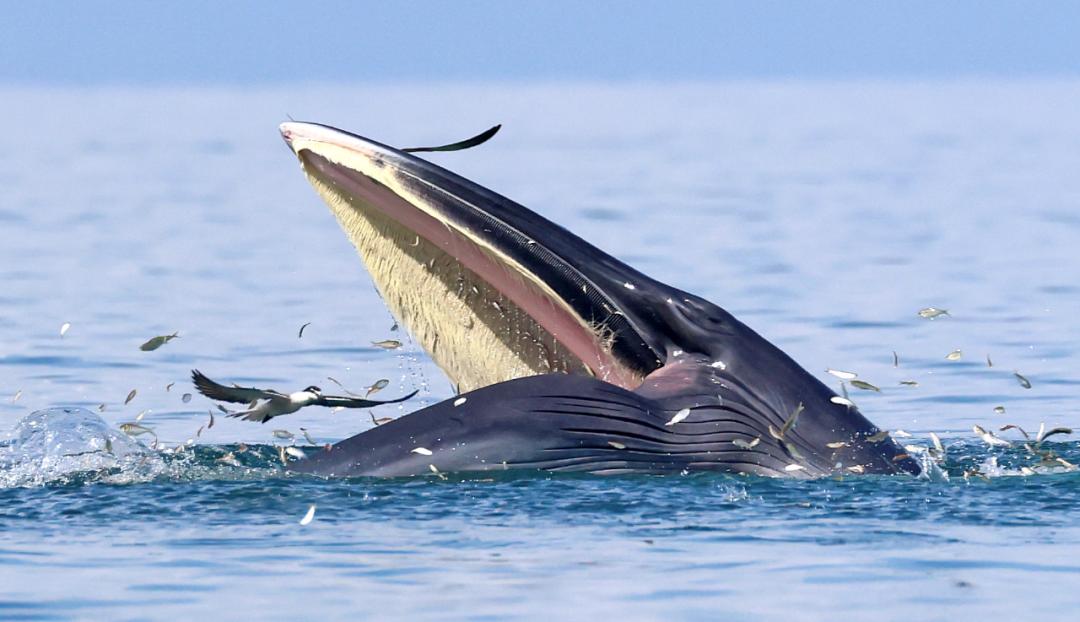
[866,430,890,443]
[826,441,848,449]
[850,380,880,392]
[607,441,627,449]
[733,437,761,449]
[299,504,316,526]
[780,402,804,437]
[298,322,312,338]
[1014,371,1032,389]
[119,422,155,437]
[372,339,402,350]
[181,392,192,403]
[826,369,857,380]
[917,307,950,319]
[945,350,962,361]
[411,447,433,456]
[454,397,467,407]
[11,389,22,403]
[973,425,1011,447]
[300,428,317,444]
[665,407,691,426]
[899,380,919,387]
[216,452,241,466]
[124,389,137,405]
[139,332,179,351]
[830,396,855,407]
[370,414,394,426]
[892,351,899,367]
[285,447,307,459]
[60,322,71,337]
[784,464,805,472]
[993,406,1005,414]
[166,382,175,392]
[366,379,390,397]
[272,429,294,440]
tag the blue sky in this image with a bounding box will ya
[2,1,1078,83]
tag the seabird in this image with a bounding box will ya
[191,369,417,423]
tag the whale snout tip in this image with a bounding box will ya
[279,122,298,149]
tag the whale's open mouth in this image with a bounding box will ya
[280,122,666,394]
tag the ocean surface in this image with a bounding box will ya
[2,82,1080,620]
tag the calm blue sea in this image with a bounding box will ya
[2,82,1080,620]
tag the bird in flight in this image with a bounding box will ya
[191,369,417,423]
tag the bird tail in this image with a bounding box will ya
[226,410,272,424]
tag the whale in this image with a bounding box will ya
[277,121,919,478]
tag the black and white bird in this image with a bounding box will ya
[191,369,418,423]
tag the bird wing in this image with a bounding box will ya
[191,369,283,404]
[313,389,419,409]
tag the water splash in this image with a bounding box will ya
[0,407,286,488]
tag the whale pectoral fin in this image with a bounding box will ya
[289,372,812,478]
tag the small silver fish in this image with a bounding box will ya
[945,350,962,361]
[826,441,848,449]
[665,407,691,426]
[372,339,402,350]
[285,446,306,459]
[733,437,761,449]
[784,464,805,472]
[973,425,1010,447]
[918,307,950,319]
[370,413,393,426]
[899,380,919,387]
[216,452,241,467]
[453,397,467,407]
[607,441,627,450]
[850,380,880,392]
[986,354,994,368]
[12,389,22,403]
[166,382,175,392]
[60,322,71,337]
[139,332,179,351]
[826,369,857,380]
[930,432,945,455]
[411,447,433,456]
[119,422,155,437]
[124,389,137,405]
[780,402,804,437]
[866,430,890,443]
[892,351,899,367]
[830,396,855,407]
[299,504,316,526]
[135,409,148,422]
[366,378,390,397]
[847,465,866,474]
[298,322,312,339]
[993,406,1005,414]
[272,429,294,440]
[1014,371,1032,389]
[300,427,316,444]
